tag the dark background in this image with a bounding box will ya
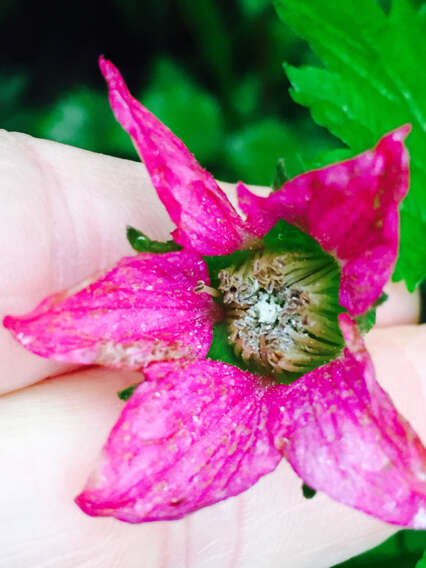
[0,0,339,183]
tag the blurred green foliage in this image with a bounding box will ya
[332,530,426,568]
[0,0,424,566]
[276,0,426,290]
[38,87,135,157]
[141,58,224,164]
[0,0,339,185]
[416,549,426,568]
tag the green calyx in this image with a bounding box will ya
[302,483,317,499]
[272,157,289,191]
[355,292,388,335]
[263,219,327,255]
[117,383,138,401]
[205,220,345,384]
[127,226,182,253]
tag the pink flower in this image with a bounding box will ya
[4,57,426,527]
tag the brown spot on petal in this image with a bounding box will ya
[95,339,185,369]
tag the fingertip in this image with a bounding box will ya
[366,324,426,444]
[375,281,420,327]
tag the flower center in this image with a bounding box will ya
[217,251,343,379]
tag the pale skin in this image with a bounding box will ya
[0,130,424,568]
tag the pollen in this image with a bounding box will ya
[218,251,343,378]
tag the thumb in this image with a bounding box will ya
[0,131,172,393]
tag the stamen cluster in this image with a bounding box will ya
[218,252,343,377]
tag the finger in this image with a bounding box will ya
[365,324,426,444]
[375,281,420,327]
[1,325,424,568]
[0,132,172,394]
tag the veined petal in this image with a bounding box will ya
[236,181,276,238]
[99,56,256,256]
[75,315,426,526]
[76,359,282,522]
[237,127,410,315]
[270,314,426,528]
[4,251,220,369]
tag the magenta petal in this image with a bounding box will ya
[98,56,256,255]
[239,127,410,315]
[271,314,426,528]
[4,251,221,369]
[76,360,283,522]
[74,316,426,526]
[236,181,275,238]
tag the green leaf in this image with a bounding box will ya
[142,58,224,164]
[415,550,426,568]
[126,226,182,253]
[117,384,138,401]
[331,529,426,567]
[403,530,426,556]
[276,0,426,290]
[393,211,426,287]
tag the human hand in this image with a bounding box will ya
[0,131,423,568]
